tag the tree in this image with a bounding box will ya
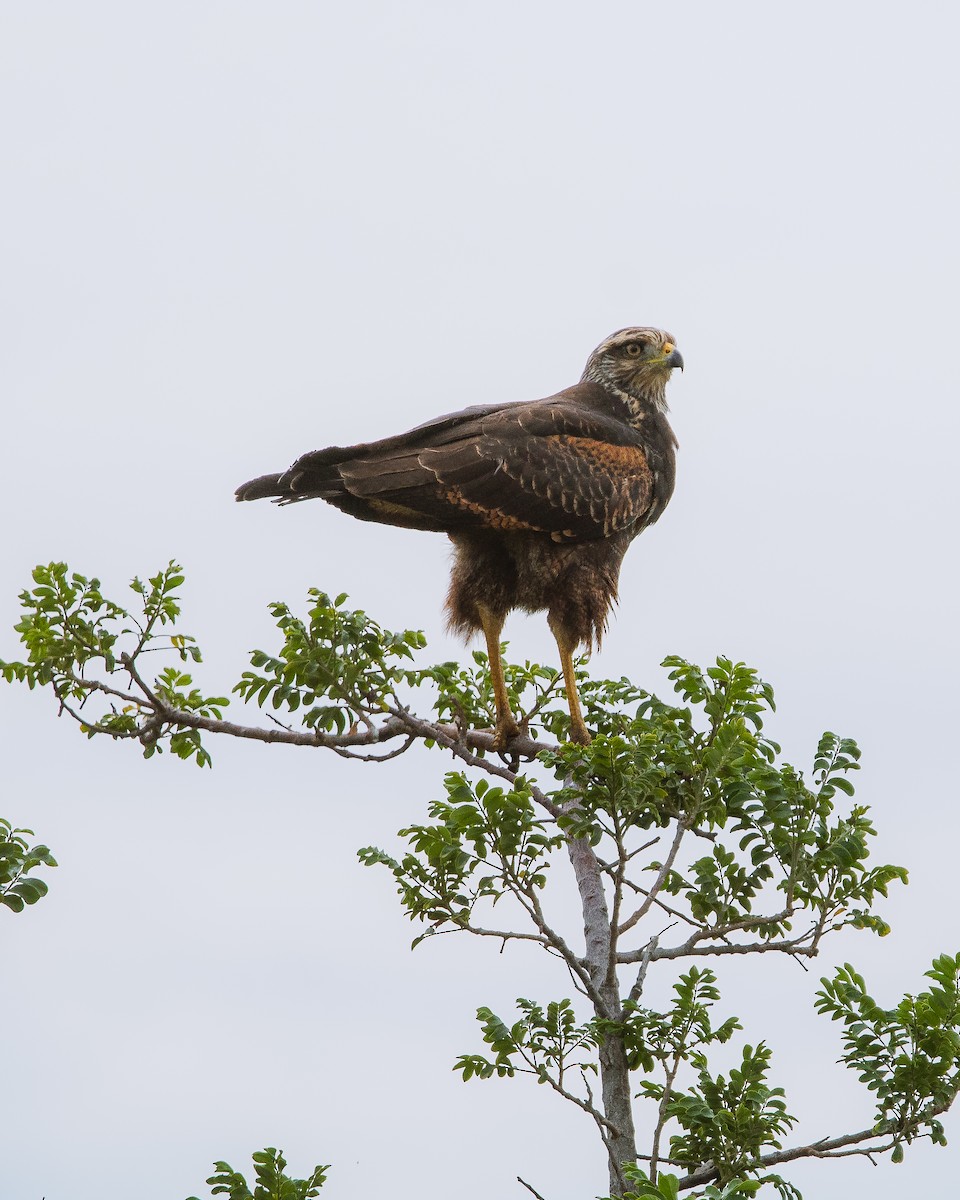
[3,560,959,1198]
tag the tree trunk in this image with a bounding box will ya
[566,829,638,1196]
[597,977,639,1196]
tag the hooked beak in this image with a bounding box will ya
[664,346,684,371]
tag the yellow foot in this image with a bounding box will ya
[491,715,521,753]
[567,720,592,747]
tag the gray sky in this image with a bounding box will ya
[3,3,959,1197]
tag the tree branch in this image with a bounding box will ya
[65,674,571,782]
[644,938,818,963]
[618,822,687,937]
[627,935,659,1005]
[386,705,562,817]
[459,924,556,949]
[676,1117,947,1190]
[619,910,818,963]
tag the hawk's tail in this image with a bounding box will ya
[235,474,287,502]
[235,458,350,505]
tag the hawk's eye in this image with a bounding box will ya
[624,342,644,357]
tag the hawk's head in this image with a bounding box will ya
[582,327,683,414]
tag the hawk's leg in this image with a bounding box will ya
[548,616,592,747]
[478,605,519,751]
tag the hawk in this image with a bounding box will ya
[236,328,682,748]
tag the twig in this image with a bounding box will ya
[615,873,702,930]
[517,1177,547,1200]
[523,879,597,1002]
[63,673,149,709]
[518,670,563,727]
[459,923,554,948]
[618,821,687,936]
[120,652,163,706]
[627,935,659,1005]
[267,713,298,732]
[523,1060,618,1141]
[607,808,629,978]
[331,736,417,762]
[597,836,661,869]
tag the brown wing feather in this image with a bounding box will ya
[334,413,653,541]
[236,386,664,542]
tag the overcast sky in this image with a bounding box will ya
[3,3,959,1198]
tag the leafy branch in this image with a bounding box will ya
[0,817,57,914]
[816,954,960,1158]
[186,1146,329,1200]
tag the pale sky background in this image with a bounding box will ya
[3,3,959,1198]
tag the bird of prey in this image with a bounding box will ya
[236,327,682,748]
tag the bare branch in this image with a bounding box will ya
[64,673,148,709]
[597,837,661,872]
[627,935,659,1005]
[615,873,703,931]
[676,1117,950,1190]
[517,669,564,727]
[618,822,687,937]
[459,923,556,949]
[523,882,598,1005]
[537,1068,618,1135]
[644,937,818,963]
[330,736,417,762]
[156,707,412,749]
[120,651,163,706]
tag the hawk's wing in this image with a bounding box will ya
[236,386,664,543]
